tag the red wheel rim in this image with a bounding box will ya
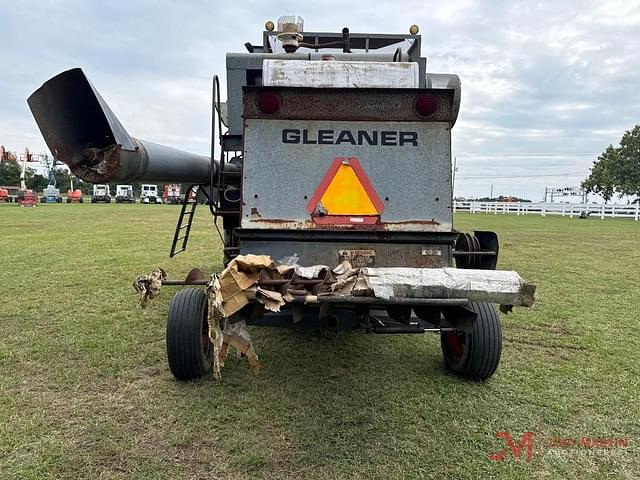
[445,332,464,362]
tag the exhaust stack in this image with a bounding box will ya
[27,68,214,184]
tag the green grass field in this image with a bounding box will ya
[1,204,639,479]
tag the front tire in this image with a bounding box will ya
[166,288,212,380]
[440,302,502,381]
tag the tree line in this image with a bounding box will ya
[0,162,162,194]
[583,125,640,201]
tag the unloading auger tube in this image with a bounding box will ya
[27,68,215,184]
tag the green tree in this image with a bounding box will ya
[0,161,21,186]
[53,168,71,192]
[583,126,640,201]
[27,173,48,192]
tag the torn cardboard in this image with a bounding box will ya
[218,254,274,316]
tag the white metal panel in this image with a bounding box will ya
[241,119,452,231]
[363,267,535,306]
[262,59,419,88]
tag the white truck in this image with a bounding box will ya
[115,185,135,203]
[91,184,111,203]
[140,184,160,204]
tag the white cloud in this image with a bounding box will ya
[0,0,638,200]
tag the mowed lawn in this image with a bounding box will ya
[1,203,639,479]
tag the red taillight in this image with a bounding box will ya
[257,92,280,114]
[414,93,438,117]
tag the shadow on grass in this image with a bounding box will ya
[156,323,495,476]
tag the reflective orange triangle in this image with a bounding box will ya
[307,157,384,216]
[320,163,378,215]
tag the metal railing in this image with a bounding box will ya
[453,201,640,221]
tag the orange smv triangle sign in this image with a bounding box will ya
[306,157,384,225]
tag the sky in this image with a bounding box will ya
[1,0,638,201]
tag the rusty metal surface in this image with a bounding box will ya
[243,87,457,123]
[237,239,451,268]
[239,218,448,232]
[235,228,458,243]
[71,144,123,183]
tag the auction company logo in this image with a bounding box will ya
[488,431,629,463]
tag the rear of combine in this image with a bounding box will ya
[28,16,535,383]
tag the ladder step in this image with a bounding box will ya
[170,185,199,257]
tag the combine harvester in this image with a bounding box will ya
[28,16,536,382]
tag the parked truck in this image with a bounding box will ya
[140,184,160,204]
[115,184,135,203]
[163,184,181,204]
[28,16,536,383]
[91,184,111,203]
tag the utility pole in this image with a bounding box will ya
[490,183,493,200]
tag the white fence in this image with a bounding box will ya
[453,201,640,221]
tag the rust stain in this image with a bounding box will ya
[246,217,443,231]
[72,144,121,183]
[243,88,454,123]
[250,207,262,220]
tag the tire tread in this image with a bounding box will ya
[441,302,502,381]
[166,288,211,380]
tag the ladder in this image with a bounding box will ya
[169,186,198,257]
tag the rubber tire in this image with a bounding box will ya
[166,288,212,380]
[441,302,502,381]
